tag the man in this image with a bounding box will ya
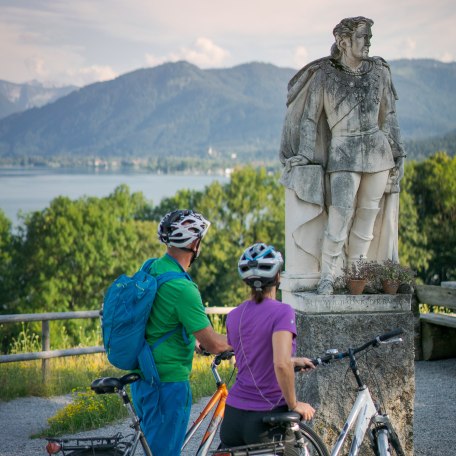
[279,16,405,294]
[131,209,231,455]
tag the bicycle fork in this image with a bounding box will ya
[369,414,405,456]
[182,383,228,455]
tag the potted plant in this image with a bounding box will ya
[340,257,377,295]
[375,259,416,294]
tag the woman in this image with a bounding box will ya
[220,243,316,453]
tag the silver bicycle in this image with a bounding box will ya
[311,328,406,456]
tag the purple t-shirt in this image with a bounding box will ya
[226,298,297,411]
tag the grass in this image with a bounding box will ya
[1,332,235,438]
[0,353,121,400]
[39,354,236,437]
[1,320,235,438]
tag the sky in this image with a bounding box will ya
[1,0,455,87]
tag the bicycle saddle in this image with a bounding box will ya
[262,411,301,425]
[91,373,141,394]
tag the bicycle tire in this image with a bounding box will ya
[297,422,330,456]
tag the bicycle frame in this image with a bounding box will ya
[311,330,405,456]
[331,386,377,456]
[182,355,230,455]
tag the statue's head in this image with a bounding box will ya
[331,16,374,60]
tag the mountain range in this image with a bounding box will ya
[0,59,455,161]
[0,80,76,120]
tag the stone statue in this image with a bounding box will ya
[279,16,405,295]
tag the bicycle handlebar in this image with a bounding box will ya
[309,328,404,367]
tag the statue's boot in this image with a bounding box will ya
[317,205,353,295]
[347,207,380,266]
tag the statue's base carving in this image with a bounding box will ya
[290,292,414,456]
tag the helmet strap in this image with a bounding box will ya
[180,238,201,267]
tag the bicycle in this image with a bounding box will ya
[307,328,406,456]
[45,351,235,456]
[183,350,327,456]
[212,329,406,456]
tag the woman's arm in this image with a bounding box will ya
[272,331,316,421]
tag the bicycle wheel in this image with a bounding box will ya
[296,422,329,456]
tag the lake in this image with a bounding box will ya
[0,167,229,227]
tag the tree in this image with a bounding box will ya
[151,166,285,307]
[13,185,160,317]
[0,210,14,311]
[398,161,431,273]
[406,152,456,283]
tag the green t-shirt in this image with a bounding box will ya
[144,254,210,382]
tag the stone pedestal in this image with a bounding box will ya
[285,291,415,456]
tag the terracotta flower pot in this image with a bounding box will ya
[347,279,367,295]
[382,280,400,294]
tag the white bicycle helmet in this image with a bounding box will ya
[238,243,284,289]
[158,209,210,248]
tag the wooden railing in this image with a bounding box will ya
[415,283,456,360]
[0,307,233,381]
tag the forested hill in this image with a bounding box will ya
[0,59,455,161]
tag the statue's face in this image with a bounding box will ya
[349,23,372,60]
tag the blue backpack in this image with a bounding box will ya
[101,258,191,384]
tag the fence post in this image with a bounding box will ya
[42,320,50,383]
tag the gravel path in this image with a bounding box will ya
[1,359,455,456]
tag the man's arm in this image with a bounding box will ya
[194,325,232,354]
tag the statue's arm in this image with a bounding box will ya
[378,61,406,186]
[379,63,406,160]
[297,71,325,163]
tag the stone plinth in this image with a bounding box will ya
[288,292,414,456]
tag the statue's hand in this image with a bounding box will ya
[284,155,310,171]
[393,156,405,182]
[387,157,404,193]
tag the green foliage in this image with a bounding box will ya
[1,185,162,345]
[9,323,41,354]
[405,152,456,282]
[398,162,431,272]
[1,157,455,349]
[45,388,127,437]
[0,209,15,309]
[34,354,235,437]
[11,185,159,316]
[151,166,285,307]
[0,353,119,400]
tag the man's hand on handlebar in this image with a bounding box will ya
[194,340,209,355]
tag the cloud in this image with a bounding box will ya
[440,52,454,63]
[62,65,118,86]
[146,37,230,68]
[24,55,117,86]
[293,46,309,68]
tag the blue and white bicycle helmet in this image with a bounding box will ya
[238,243,284,289]
[158,209,210,248]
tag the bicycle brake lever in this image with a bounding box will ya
[377,337,403,345]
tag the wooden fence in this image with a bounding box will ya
[0,307,233,381]
[415,283,456,360]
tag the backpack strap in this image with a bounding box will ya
[153,270,192,347]
[139,257,157,272]
[140,259,193,348]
